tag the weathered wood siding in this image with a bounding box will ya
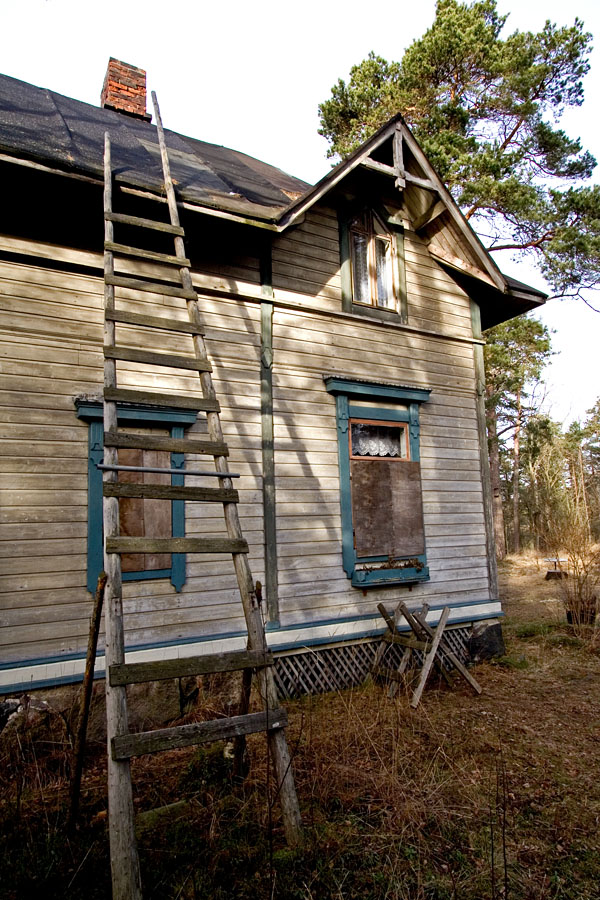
[0,241,264,666]
[1,199,490,673]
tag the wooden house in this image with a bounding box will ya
[0,60,546,696]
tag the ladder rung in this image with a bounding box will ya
[106,537,249,554]
[112,709,288,759]
[105,308,204,336]
[104,431,229,456]
[105,211,185,235]
[104,388,219,412]
[106,274,197,300]
[104,484,239,502]
[105,241,190,267]
[110,649,274,686]
[99,464,238,478]
[104,346,212,372]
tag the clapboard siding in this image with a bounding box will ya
[0,188,496,680]
[0,251,266,666]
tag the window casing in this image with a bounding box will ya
[76,401,199,594]
[339,205,408,323]
[325,378,430,588]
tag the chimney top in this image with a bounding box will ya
[101,57,151,121]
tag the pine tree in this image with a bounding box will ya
[318,1,600,301]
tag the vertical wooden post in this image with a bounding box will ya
[68,572,106,832]
[103,133,143,900]
[471,300,499,598]
[260,299,279,625]
[151,93,302,847]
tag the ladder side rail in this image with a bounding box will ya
[103,132,143,900]
[151,94,302,846]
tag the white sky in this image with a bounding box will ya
[2,0,599,425]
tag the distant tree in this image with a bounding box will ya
[318,0,600,302]
[484,316,552,555]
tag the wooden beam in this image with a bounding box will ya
[104,346,211,372]
[105,242,190,267]
[105,211,184,235]
[105,274,197,300]
[105,308,204,335]
[106,537,249,554]
[361,158,397,178]
[104,431,229,456]
[412,610,482,695]
[103,484,239,502]
[113,710,288,759]
[410,606,450,708]
[404,172,437,191]
[413,200,446,232]
[393,126,406,189]
[110,649,273,686]
[428,243,497,287]
[104,387,219,412]
[261,300,279,624]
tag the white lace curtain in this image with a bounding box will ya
[351,423,404,458]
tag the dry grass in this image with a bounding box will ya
[1,557,600,899]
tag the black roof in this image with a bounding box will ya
[0,72,309,221]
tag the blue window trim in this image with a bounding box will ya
[75,400,199,594]
[324,377,431,588]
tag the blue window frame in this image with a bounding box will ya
[76,400,199,594]
[325,377,431,588]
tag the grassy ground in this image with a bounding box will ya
[1,556,599,899]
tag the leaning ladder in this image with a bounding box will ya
[102,93,301,900]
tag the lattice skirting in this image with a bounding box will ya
[273,626,471,699]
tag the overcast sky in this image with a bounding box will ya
[3,0,599,425]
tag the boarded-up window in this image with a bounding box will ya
[349,419,425,559]
[118,446,171,573]
[351,459,425,558]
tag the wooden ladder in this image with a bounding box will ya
[102,93,302,900]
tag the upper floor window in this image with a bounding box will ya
[339,205,407,323]
[350,210,396,310]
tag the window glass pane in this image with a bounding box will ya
[351,231,370,304]
[351,422,407,458]
[375,237,394,308]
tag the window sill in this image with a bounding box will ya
[351,303,406,325]
[351,566,430,588]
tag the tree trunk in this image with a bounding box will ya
[485,390,506,559]
[512,389,521,554]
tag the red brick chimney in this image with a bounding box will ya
[101,58,151,121]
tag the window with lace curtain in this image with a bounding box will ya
[325,377,431,588]
[349,210,397,311]
[339,205,408,322]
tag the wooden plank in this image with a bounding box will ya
[412,609,482,694]
[105,308,204,335]
[103,388,219,412]
[104,431,229,456]
[104,346,212,372]
[112,709,288,759]
[105,211,184,235]
[110,649,273,686]
[383,633,430,651]
[106,537,249,554]
[105,274,197,300]
[103,132,143,900]
[103,483,239,502]
[410,606,450,708]
[105,241,190,267]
